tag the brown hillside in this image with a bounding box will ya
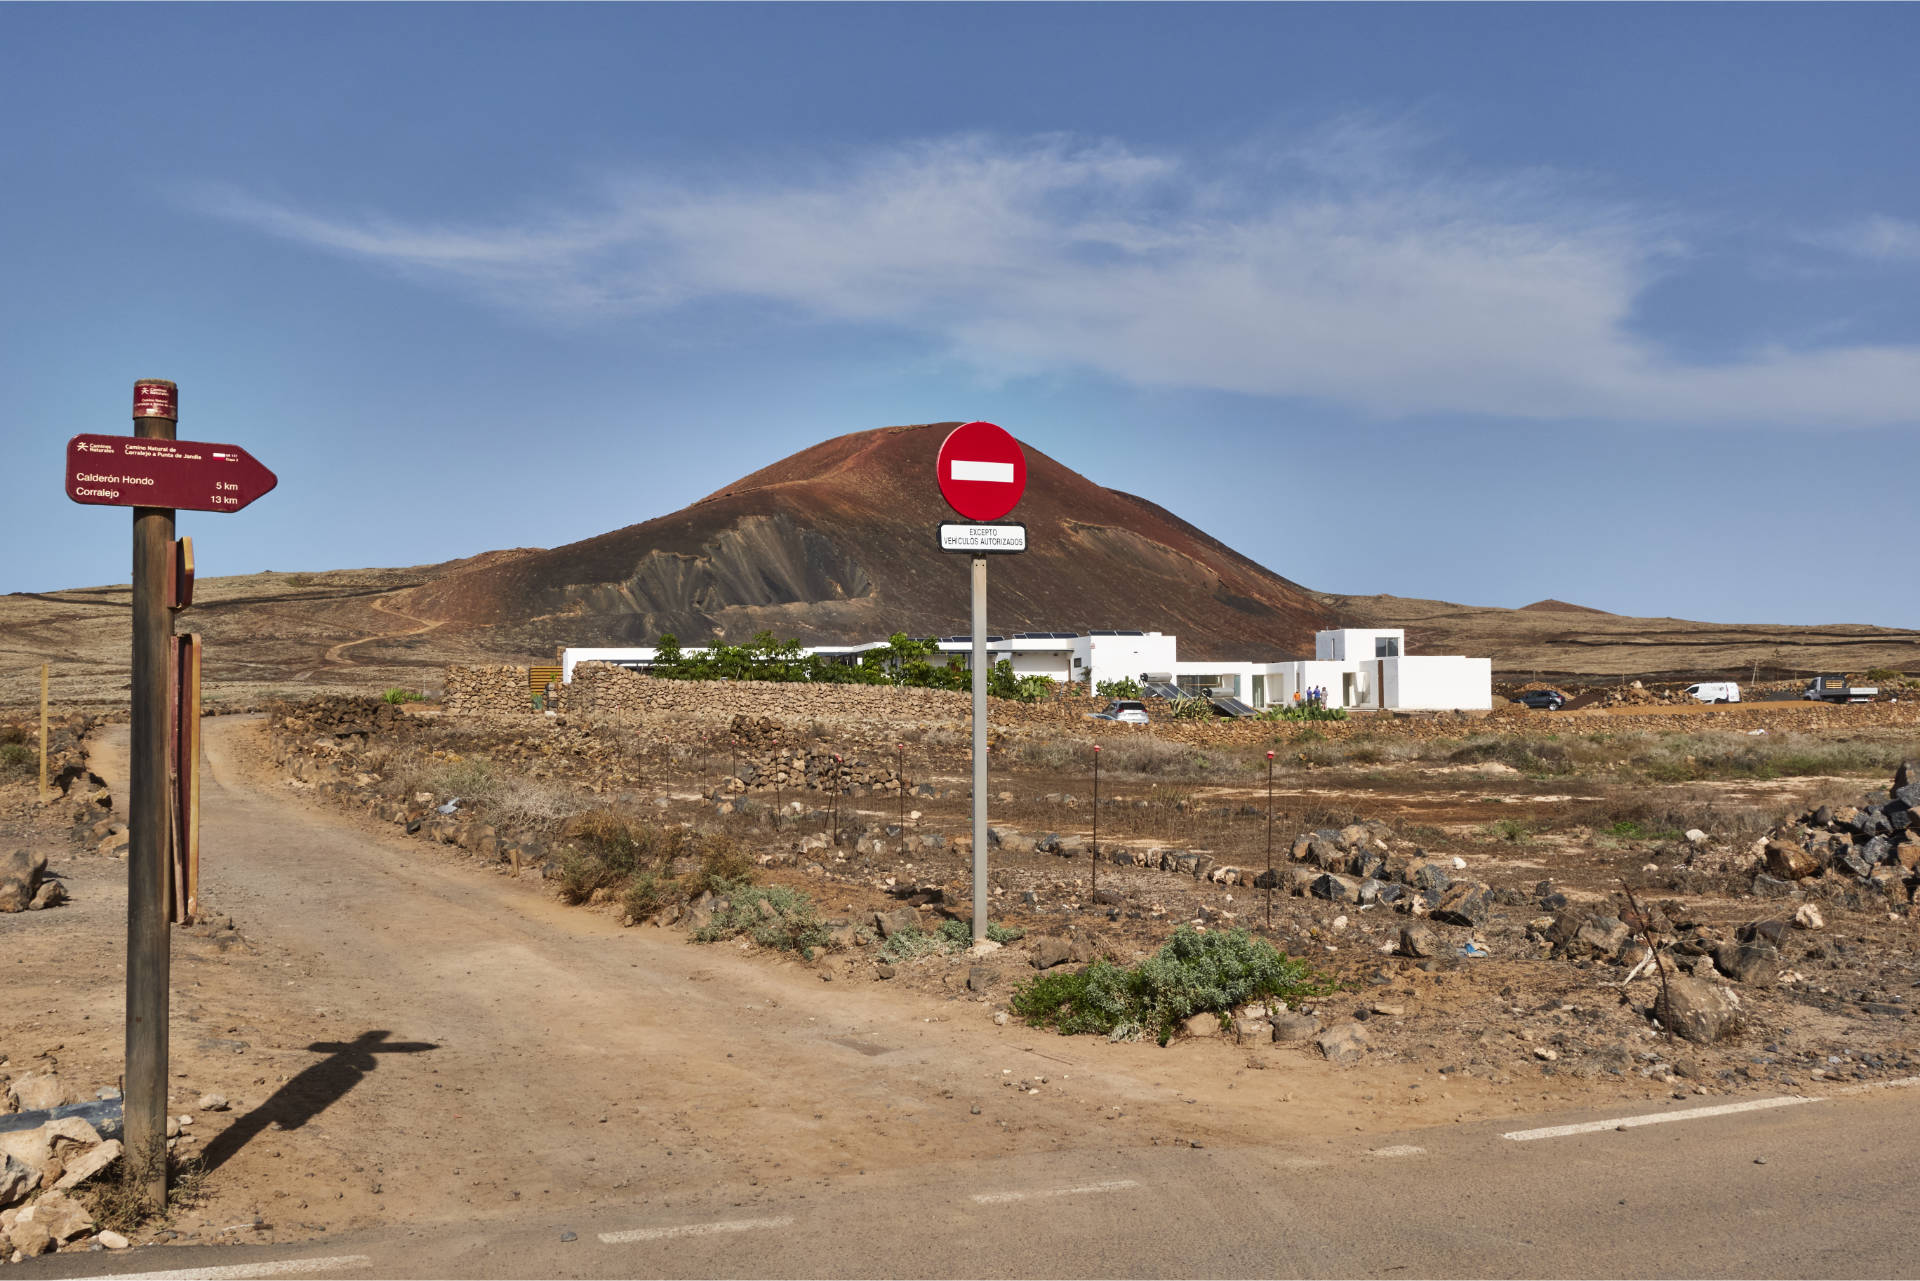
[400,423,1338,660]
[1518,598,1613,615]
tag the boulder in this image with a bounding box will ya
[5,1218,53,1258]
[1713,941,1780,986]
[1180,1012,1222,1039]
[29,880,68,911]
[0,849,48,914]
[872,907,920,939]
[1310,873,1361,903]
[0,1156,35,1209]
[6,1073,66,1113]
[1654,976,1743,1044]
[1429,881,1492,928]
[52,1138,120,1192]
[1396,923,1439,959]
[1764,839,1820,881]
[1028,936,1075,970]
[19,1191,92,1243]
[1750,872,1800,899]
[1315,1022,1370,1065]
[1571,916,1633,960]
[1271,1012,1320,1042]
[1403,860,1453,898]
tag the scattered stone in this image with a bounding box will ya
[195,1093,231,1113]
[1027,936,1075,970]
[872,907,919,938]
[0,849,48,914]
[27,881,66,911]
[1429,881,1492,928]
[1272,1012,1320,1043]
[1713,941,1780,987]
[1181,1012,1222,1039]
[52,1139,120,1192]
[1792,903,1824,931]
[1763,839,1820,881]
[0,1157,33,1209]
[97,1231,128,1250]
[1396,923,1438,959]
[1315,1022,1370,1064]
[19,1192,92,1243]
[6,1073,66,1113]
[1654,975,1744,1044]
[5,1220,51,1258]
[967,965,992,993]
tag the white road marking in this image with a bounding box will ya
[972,1178,1139,1205]
[949,459,1014,483]
[1503,1095,1820,1142]
[103,1254,372,1280]
[1369,1145,1426,1157]
[599,1215,795,1244]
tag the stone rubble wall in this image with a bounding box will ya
[553,662,976,729]
[443,665,531,716]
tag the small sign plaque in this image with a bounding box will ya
[938,522,1027,554]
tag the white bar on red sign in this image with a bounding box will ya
[949,459,1015,483]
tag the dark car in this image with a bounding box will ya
[1513,689,1567,710]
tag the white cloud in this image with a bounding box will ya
[195,133,1920,426]
[1819,214,1920,264]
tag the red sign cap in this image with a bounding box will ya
[936,421,1027,521]
[133,379,178,421]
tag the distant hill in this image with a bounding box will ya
[1315,591,1920,681]
[398,423,1339,661]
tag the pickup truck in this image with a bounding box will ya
[1803,675,1879,703]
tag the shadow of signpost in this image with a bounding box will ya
[197,1030,437,1174]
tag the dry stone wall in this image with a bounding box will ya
[444,665,531,716]
[553,662,976,729]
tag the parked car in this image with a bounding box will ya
[1683,681,1741,704]
[1084,699,1150,724]
[1512,689,1567,710]
[1803,675,1879,704]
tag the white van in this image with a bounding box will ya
[1684,682,1741,704]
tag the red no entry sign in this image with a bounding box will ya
[936,421,1027,522]
[65,434,278,513]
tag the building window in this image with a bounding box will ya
[1375,636,1400,658]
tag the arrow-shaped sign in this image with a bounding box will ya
[65,434,278,513]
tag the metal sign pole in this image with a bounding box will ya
[38,664,50,802]
[1265,750,1275,930]
[126,378,177,1212]
[971,554,988,944]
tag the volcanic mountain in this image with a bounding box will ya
[399,423,1339,660]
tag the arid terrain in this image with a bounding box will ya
[3,673,1918,1269]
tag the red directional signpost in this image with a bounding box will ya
[63,380,277,1213]
[936,422,1028,944]
[66,434,277,513]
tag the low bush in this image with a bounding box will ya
[693,884,832,955]
[381,688,427,705]
[0,741,34,776]
[880,918,1025,961]
[692,835,757,894]
[621,871,680,920]
[1010,926,1334,1046]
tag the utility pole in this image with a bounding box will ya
[127,378,176,1213]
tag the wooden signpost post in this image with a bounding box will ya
[63,380,276,1212]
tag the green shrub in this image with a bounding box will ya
[1258,703,1349,722]
[1607,818,1680,842]
[692,835,757,894]
[556,850,627,905]
[1096,678,1143,700]
[622,871,681,920]
[693,885,832,955]
[0,741,34,775]
[381,688,426,705]
[880,918,1025,960]
[1169,697,1214,721]
[1010,926,1334,1045]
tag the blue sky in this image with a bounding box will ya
[5,5,1918,628]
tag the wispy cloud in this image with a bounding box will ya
[1817,214,1920,264]
[194,132,1920,426]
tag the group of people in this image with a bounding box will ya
[1291,685,1328,706]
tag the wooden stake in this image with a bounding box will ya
[38,663,50,802]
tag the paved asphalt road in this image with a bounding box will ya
[23,1081,1920,1279]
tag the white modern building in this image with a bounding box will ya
[560,625,1490,713]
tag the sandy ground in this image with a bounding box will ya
[0,717,1733,1256]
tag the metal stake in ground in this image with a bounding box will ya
[896,742,905,835]
[971,554,988,943]
[126,378,177,1213]
[1265,750,1275,931]
[1090,744,1101,900]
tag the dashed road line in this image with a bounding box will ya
[1831,1074,1920,1096]
[972,1179,1140,1205]
[1368,1145,1426,1157]
[598,1215,795,1244]
[103,1254,372,1280]
[1502,1095,1819,1142]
